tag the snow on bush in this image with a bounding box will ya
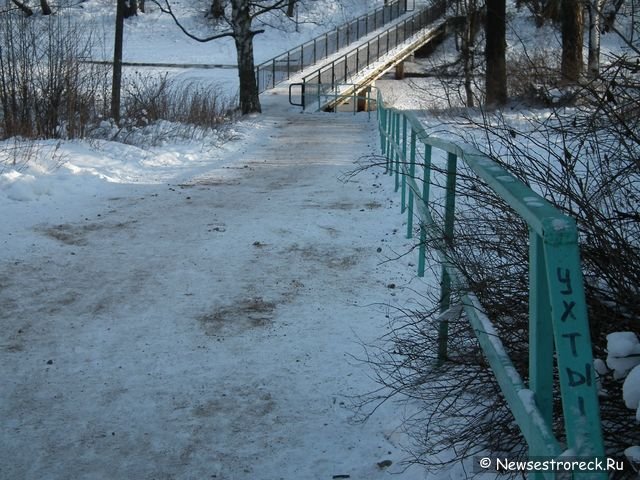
[606,332,640,380]
[605,332,640,471]
[623,365,640,415]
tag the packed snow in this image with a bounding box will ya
[0,1,454,478]
[1,0,638,477]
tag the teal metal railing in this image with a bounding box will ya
[298,0,446,109]
[377,90,606,478]
[256,0,409,93]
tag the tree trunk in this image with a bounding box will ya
[485,0,507,106]
[111,0,125,124]
[461,5,478,107]
[561,0,584,82]
[286,0,295,17]
[542,0,562,23]
[124,0,137,17]
[11,0,34,16]
[40,0,52,15]
[211,0,224,19]
[587,0,605,77]
[232,0,261,114]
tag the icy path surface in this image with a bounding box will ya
[1,89,431,479]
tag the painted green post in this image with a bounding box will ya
[380,107,387,157]
[406,130,417,238]
[394,114,400,187]
[529,230,555,480]
[529,230,554,426]
[417,144,432,278]
[543,239,605,465]
[401,116,408,213]
[387,113,393,173]
[385,110,393,173]
[418,225,427,277]
[437,152,457,365]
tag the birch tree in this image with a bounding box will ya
[587,0,606,77]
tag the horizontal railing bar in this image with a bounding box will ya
[386,103,577,245]
[378,93,606,478]
[256,0,408,93]
[300,0,447,111]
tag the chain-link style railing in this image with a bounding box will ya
[256,0,409,93]
[297,0,445,109]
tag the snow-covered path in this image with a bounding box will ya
[1,89,430,479]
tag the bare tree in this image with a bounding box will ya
[485,0,506,105]
[9,0,51,15]
[40,0,51,15]
[286,0,295,17]
[10,0,33,16]
[210,0,225,19]
[456,0,481,107]
[112,0,126,123]
[561,0,584,81]
[155,0,289,114]
[587,0,606,77]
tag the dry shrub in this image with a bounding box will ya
[0,13,110,139]
[122,73,236,130]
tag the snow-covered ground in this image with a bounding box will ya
[0,2,454,478]
[2,0,638,476]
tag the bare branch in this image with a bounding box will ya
[151,0,235,42]
[249,0,288,17]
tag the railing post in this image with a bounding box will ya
[406,129,417,238]
[380,107,387,156]
[387,30,390,55]
[389,112,397,176]
[287,51,291,80]
[302,80,307,110]
[394,113,401,187]
[529,230,554,424]
[417,144,432,277]
[529,230,554,479]
[401,116,408,212]
[331,62,335,90]
[543,239,606,462]
[344,54,348,83]
[386,111,394,174]
[272,60,276,88]
[383,109,391,173]
[437,152,458,365]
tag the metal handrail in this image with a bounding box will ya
[289,83,378,117]
[255,0,409,93]
[298,0,446,110]
[377,89,606,478]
